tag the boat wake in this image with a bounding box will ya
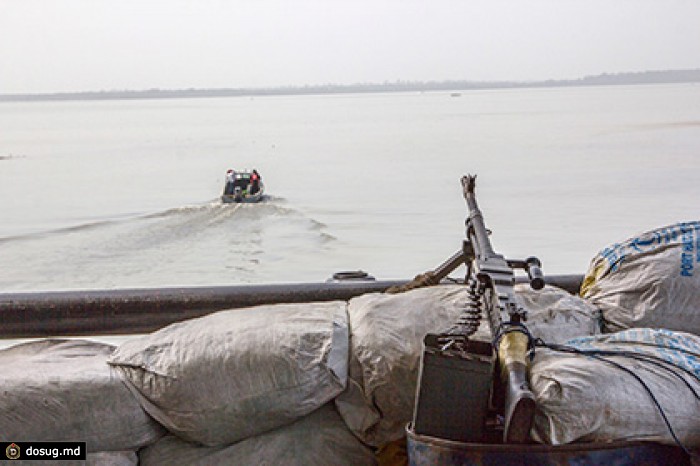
[0,199,336,291]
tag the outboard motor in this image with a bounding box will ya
[233,186,243,202]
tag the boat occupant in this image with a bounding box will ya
[250,169,262,194]
[224,169,236,195]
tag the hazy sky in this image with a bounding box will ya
[2,0,699,94]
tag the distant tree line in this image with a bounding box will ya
[2,69,699,102]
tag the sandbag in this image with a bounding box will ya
[139,404,376,466]
[0,339,164,452]
[87,451,138,466]
[335,284,601,447]
[7,451,138,466]
[109,301,349,446]
[334,285,471,447]
[531,328,700,447]
[580,221,700,334]
[515,283,601,344]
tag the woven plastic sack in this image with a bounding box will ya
[334,285,471,447]
[0,339,164,452]
[139,404,376,466]
[87,451,139,466]
[109,301,348,446]
[580,221,700,334]
[4,451,138,466]
[531,328,700,447]
[516,283,601,344]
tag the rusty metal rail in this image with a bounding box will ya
[0,275,583,338]
[0,280,403,338]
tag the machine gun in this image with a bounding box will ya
[412,175,544,444]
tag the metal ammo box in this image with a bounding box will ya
[412,333,494,442]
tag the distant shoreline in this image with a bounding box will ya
[1,69,698,103]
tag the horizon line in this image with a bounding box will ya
[2,68,699,101]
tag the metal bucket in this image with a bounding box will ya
[406,424,691,466]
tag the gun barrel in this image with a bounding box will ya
[462,175,497,258]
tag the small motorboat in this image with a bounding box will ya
[221,170,265,203]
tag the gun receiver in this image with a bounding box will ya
[462,174,541,443]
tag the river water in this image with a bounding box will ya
[1,84,700,293]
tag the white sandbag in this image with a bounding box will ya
[580,221,700,334]
[334,285,474,447]
[7,451,138,466]
[335,284,600,447]
[516,283,601,344]
[0,339,164,453]
[531,328,700,447]
[139,404,376,466]
[109,301,349,446]
[87,451,139,466]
